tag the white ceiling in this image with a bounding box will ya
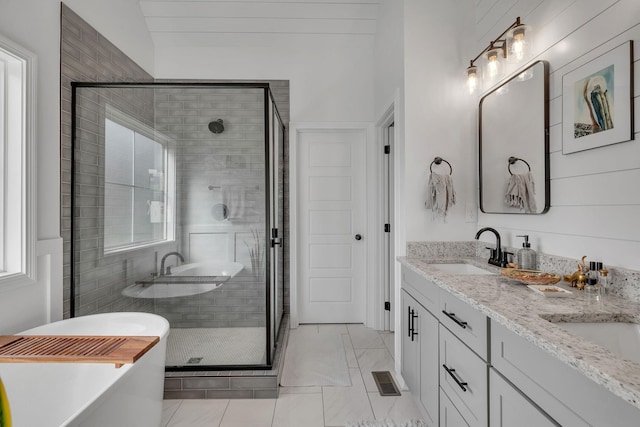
[139,0,380,48]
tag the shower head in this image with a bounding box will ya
[208,119,224,134]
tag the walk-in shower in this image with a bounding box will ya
[70,83,285,370]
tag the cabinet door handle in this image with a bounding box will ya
[442,310,468,329]
[407,306,412,337]
[410,310,418,341]
[442,364,468,392]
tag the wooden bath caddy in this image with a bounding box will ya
[0,335,159,368]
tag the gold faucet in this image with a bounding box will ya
[563,255,588,289]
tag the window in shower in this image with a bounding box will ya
[103,107,175,253]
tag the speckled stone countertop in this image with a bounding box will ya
[398,256,640,410]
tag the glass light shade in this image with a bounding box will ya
[515,68,534,82]
[466,65,479,95]
[506,24,532,63]
[483,47,504,84]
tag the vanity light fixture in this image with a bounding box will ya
[466,17,532,94]
[466,64,479,94]
[483,46,504,85]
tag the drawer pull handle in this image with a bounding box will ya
[443,364,468,392]
[442,310,468,329]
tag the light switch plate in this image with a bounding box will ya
[465,203,477,222]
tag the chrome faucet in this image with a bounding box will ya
[474,227,505,267]
[160,251,184,276]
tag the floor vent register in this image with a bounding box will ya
[371,371,401,396]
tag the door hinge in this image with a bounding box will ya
[384,145,390,154]
[385,301,391,311]
[384,224,391,233]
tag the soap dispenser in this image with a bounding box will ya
[516,235,537,270]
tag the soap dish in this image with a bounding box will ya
[527,285,572,298]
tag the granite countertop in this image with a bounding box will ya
[398,256,640,410]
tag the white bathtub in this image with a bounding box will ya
[0,312,169,427]
[122,261,245,299]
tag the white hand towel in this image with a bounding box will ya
[425,173,456,219]
[504,171,537,213]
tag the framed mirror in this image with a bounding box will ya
[479,60,550,214]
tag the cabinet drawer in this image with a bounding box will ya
[402,266,439,313]
[439,290,488,359]
[489,369,558,427]
[440,387,470,427]
[440,325,488,427]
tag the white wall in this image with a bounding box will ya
[402,0,477,241]
[374,0,404,120]
[155,43,375,123]
[0,0,153,332]
[474,0,640,271]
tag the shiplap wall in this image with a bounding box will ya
[475,0,640,271]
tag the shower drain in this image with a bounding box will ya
[187,357,203,364]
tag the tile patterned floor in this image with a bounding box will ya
[162,324,423,427]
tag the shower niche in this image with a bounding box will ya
[70,83,286,371]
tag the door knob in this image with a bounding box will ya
[355,234,362,241]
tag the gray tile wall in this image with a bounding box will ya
[61,4,157,318]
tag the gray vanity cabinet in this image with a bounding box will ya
[441,389,470,427]
[489,369,557,427]
[401,267,441,427]
[401,289,439,427]
[491,320,640,427]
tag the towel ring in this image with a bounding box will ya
[430,157,453,175]
[507,157,531,175]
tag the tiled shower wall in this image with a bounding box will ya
[61,4,291,325]
[61,4,157,317]
[152,86,268,328]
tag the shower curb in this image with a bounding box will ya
[163,315,290,399]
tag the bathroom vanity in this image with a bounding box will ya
[399,257,640,427]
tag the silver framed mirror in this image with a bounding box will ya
[479,60,550,214]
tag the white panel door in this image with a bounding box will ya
[298,129,366,323]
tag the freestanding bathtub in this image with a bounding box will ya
[0,312,169,427]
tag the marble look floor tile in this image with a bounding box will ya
[165,399,229,427]
[272,393,325,427]
[367,391,424,422]
[161,400,182,427]
[319,324,349,334]
[355,348,397,392]
[291,324,319,335]
[347,324,386,349]
[219,399,276,427]
[279,386,322,394]
[322,368,375,426]
[342,333,359,368]
[379,332,395,360]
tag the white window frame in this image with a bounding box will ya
[0,34,37,287]
[102,105,176,255]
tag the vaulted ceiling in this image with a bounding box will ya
[138,0,380,47]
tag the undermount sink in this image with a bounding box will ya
[553,322,640,364]
[430,263,494,275]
